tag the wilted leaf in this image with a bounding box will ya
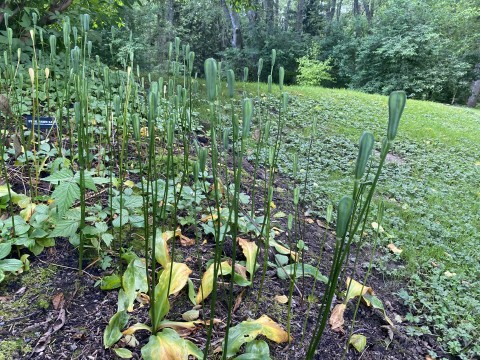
[371,222,384,233]
[238,237,258,278]
[52,293,64,310]
[104,310,129,348]
[154,231,171,268]
[387,243,402,254]
[180,234,195,247]
[329,304,346,332]
[196,261,232,304]
[187,279,196,305]
[113,348,133,358]
[141,329,202,360]
[159,262,192,296]
[233,289,245,313]
[182,309,200,321]
[349,334,367,352]
[274,295,288,304]
[224,315,290,358]
[345,277,374,302]
[363,293,393,326]
[122,323,152,335]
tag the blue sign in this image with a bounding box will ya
[24,115,56,129]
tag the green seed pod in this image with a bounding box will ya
[148,92,157,127]
[388,91,406,141]
[4,13,8,28]
[264,120,271,140]
[199,148,208,173]
[188,51,195,74]
[288,214,293,230]
[32,12,38,26]
[193,161,199,180]
[204,58,217,102]
[7,28,12,48]
[72,26,78,45]
[293,186,300,206]
[227,69,235,98]
[3,51,7,66]
[185,44,190,59]
[63,18,71,49]
[279,66,284,90]
[71,46,80,74]
[243,67,248,82]
[132,114,140,141]
[222,128,229,149]
[282,92,288,112]
[103,66,109,88]
[175,37,181,57]
[257,58,263,79]
[114,96,123,119]
[87,41,92,57]
[267,75,272,93]
[271,49,276,72]
[107,114,112,138]
[293,153,298,178]
[242,98,253,138]
[158,77,163,95]
[354,131,374,180]
[326,204,333,223]
[168,42,173,61]
[168,79,174,97]
[81,14,90,32]
[336,196,354,239]
[148,73,151,82]
[74,101,81,124]
[39,28,44,45]
[17,48,21,62]
[269,147,275,167]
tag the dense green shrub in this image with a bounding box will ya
[296,44,333,86]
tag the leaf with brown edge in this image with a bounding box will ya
[179,234,195,247]
[238,237,258,278]
[159,262,192,296]
[196,261,232,304]
[349,334,367,352]
[329,304,346,332]
[345,277,374,303]
[251,315,291,343]
[122,323,152,335]
[141,329,203,360]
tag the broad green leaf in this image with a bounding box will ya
[100,274,122,290]
[103,310,129,348]
[0,243,12,260]
[0,269,4,282]
[158,262,192,295]
[43,168,74,182]
[122,259,148,312]
[238,238,258,277]
[113,348,132,359]
[224,315,289,358]
[150,279,170,329]
[234,340,271,360]
[51,181,80,217]
[196,261,232,304]
[112,209,129,228]
[277,263,327,283]
[141,328,202,360]
[363,293,394,326]
[349,334,367,352]
[274,254,289,266]
[0,259,23,272]
[345,277,373,303]
[49,218,79,238]
[74,172,96,191]
[0,184,9,197]
[269,239,298,261]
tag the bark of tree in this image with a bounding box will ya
[467,64,480,108]
[221,0,243,48]
[265,0,275,31]
[295,0,304,32]
[336,0,343,21]
[353,0,360,16]
[362,0,374,22]
[326,0,337,22]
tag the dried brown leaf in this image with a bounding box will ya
[329,304,346,332]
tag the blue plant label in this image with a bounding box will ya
[24,115,56,129]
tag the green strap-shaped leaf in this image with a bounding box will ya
[387,91,407,141]
[354,132,375,180]
[336,196,354,239]
[103,310,129,348]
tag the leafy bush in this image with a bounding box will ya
[296,44,333,86]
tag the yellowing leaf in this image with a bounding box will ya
[252,315,290,343]
[140,127,149,137]
[159,262,192,296]
[113,348,133,359]
[196,261,232,304]
[329,304,346,332]
[371,222,384,233]
[141,329,202,360]
[269,201,276,209]
[238,237,258,278]
[201,213,218,222]
[444,271,456,278]
[349,334,367,352]
[345,277,374,303]
[124,180,135,188]
[274,295,288,304]
[20,203,36,221]
[122,323,152,335]
[180,234,195,247]
[182,309,200,321]
[387,243,402,254]
[154,231,171,268]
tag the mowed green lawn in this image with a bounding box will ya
[246,83,480,358]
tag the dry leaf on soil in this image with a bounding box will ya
[329,303,346,332]
[387,243,403,254]
[274,295,289,304]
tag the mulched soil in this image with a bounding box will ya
[0,133,454,360]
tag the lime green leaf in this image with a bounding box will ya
[154,230,172,268]
[122,259,147,312]
[196,261,232,304]
[363,293,393,326]
[345,277,374,303]
[100,274,122,290]
[277,263,327,283]
[43,168,74,182]
[0,269,4,282]
[187,278,196,305]
[104,310,129,348]
[113,348,132,358]
[349,334,367,352]
[150,278,170,329]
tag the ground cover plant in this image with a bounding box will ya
[0,11,479,360]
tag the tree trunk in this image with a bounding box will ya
[295,0,305,32]
[353,0,360,16]
[221,0,243,48]
[362,0,374,22]
[327,0,337,22]
[336,0,343,21]
[467,80,480,107]
[265,0,275,31]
